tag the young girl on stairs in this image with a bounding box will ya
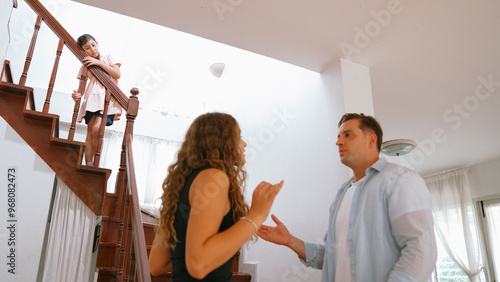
[71,34,122,166]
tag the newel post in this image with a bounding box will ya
[114,88,139,219]
[125,88,139,136]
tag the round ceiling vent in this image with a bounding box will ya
[381,139,417,156]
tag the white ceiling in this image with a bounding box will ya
[73,0,500,175]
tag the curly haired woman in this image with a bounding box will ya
[149,112,284,281]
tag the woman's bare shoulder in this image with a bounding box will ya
[195,168,229,186]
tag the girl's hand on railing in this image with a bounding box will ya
[71,90,81,102]
[82,56,102,68]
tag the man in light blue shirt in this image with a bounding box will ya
[258,113,437,281]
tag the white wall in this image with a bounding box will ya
[236,59,349,282]
[470,157,500,200]
[0,118,56,282]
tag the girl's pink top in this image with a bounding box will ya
[76,54,123,123]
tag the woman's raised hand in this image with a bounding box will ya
[246,180,284,227]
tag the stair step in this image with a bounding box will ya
[24,109,58,121]
[24,109,60,137]
[0,81,32,96]
[51,136,84,148]
[77,164,111,176]
[0,81,36,110]
[1,86,108,215]
[96,267,117,282]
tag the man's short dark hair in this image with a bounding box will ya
[338,113,383,152]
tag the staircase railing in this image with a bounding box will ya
[12,0,152,280]
[22,0,129,167]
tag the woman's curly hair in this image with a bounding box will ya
[156,112,249,248]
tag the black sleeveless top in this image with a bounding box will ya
[170,169,237,281]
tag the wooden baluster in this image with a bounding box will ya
[43,38,64,113]
[68,67,88,141]
[19,15,42,86]
[113,135,128,217]
[93,88,112,167]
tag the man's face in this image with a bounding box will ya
[336,119,373,168]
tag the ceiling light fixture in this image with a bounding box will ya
[381,139,417,156]
[209,63,225,78]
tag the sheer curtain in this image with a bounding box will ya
[41,177,97,282]
[101,131,181,211]
[424,166,483,281]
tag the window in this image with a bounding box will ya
[477,198,500,281]
[433,235,486,281]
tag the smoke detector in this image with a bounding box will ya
[381,139,417,156]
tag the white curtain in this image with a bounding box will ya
[41,177,97,282]
[424,166,483,281]
[101,131,180,210]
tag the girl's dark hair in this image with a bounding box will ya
[338,113,383,152]
[77,34,96,47]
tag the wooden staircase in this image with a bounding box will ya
[2,1,254,280]
[1,59,140,280]
[0,63,108,215]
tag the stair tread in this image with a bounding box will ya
[24,109,59,120]
[52,136,85,148]
[0,81,33,96]
[76,164,112,176]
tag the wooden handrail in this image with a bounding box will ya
[126,133,151,282]
[123,88,150,281]
[23,0,129,112]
